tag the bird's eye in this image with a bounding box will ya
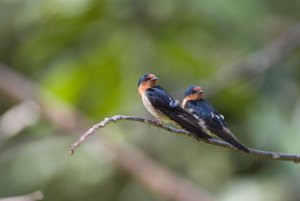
[146,76,153,81]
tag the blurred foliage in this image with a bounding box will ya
[0,0,300,201]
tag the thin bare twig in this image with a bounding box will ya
[69,115,300,163]
[0,191,44,201]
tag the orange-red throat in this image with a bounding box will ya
[182,86,204,108]
[138,73,158,96]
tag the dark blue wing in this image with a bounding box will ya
[187,100,249,153]
[146,86,212,140]
[189,100,225,129]
[207,111,227,130]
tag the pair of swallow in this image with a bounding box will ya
[138,73,249,153]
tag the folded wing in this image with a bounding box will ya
[146,87,212,140]
[206,112,249,153]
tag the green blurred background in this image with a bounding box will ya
[0,0,300,200]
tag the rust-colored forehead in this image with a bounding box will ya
[147,74,157,79]
[193,86,203,92]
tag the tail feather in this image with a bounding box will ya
[212,128,250,153]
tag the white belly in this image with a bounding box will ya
[141,94,171,122]
[142,94,161,118]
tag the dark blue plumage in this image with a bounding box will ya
[138,74,149,87]
[138,74,212,141]
[183,85,250,153]
[186,100,226,130]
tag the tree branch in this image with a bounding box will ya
[69,115,300,164]
[0,191,44,201]
[0,64,215,201]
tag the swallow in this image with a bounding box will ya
[138,73,212,141]
[182,85,250,153]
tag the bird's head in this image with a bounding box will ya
[182,85,204,107]
[138,73,158,96]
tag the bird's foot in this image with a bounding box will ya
[154,119,164,127]
[193,135,210,143]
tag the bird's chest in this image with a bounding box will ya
[142,94,161,118]
[141,94,170,121]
